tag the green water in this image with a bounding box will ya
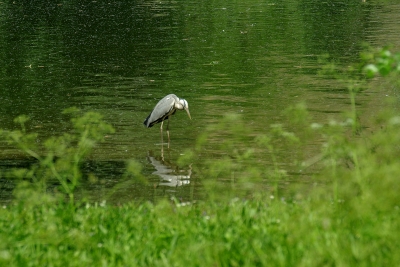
[0,0,399,203]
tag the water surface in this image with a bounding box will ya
[1,0,400,204]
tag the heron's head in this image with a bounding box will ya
[179,98,191,120]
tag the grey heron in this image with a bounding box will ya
[143,94,191,145]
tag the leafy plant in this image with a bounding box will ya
[178,111,305,201]
[1,108,115,203]
[310,47,400,202]
[362,47,400,78]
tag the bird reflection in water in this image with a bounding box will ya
[147,150,192,187]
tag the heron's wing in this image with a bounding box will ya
[143,95,176,128]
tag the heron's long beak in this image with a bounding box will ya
[185,108,192,120]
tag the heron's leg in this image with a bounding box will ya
[160,121,164,144]
[161,141,164,160]
[166,118,171,148]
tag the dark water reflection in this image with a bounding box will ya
[0,0,400,204]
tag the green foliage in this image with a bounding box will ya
[1,108,115,203]
[312,47,400,204]
[1,184,400,266]
[362,47,400,78]
[178,112,304,201]
[179,113,259,200]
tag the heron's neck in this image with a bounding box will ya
[174,100,184,110]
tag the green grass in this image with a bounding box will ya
[1,187,399,266]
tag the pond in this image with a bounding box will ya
[1,0,399,204]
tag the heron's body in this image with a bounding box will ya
[143,94,191,146]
